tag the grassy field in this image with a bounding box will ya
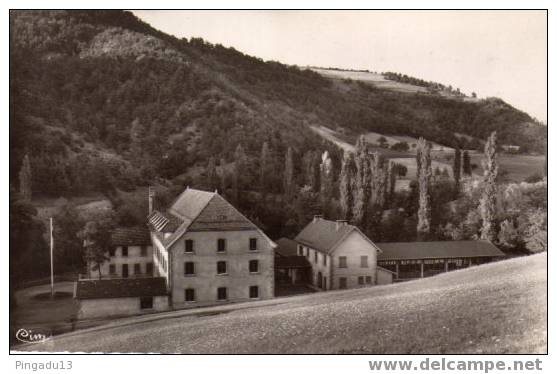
[15,253,546,354]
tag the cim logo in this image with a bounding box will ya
[15,328,50,344]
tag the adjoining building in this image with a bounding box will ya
[86,226,153,280]
[377,240,505,281]
[274,238,311,285]
[148,187,277,308]
[75,277,168,319]
[294,216,394,290]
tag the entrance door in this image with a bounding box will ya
[317,272,323,289]
[122,264,129,278]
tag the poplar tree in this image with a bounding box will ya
[462,150,472,176]
[233,144,246,205]
[386,161,397,207]
[320,150,334,215]
[352,136,371,225]
[480,131,498,242]
[206,156,218,191]
[416,137,432,239]
[260,142,271,193]
[19,154,32,201]
[284,147,295,197]
[339,151,355,221]
[219,157,228,196]
[371,153,386,207]
[453,146,462,194]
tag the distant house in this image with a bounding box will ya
[294,216,393,290]
[377,241,505,280]
[75,277,168,319]
[86,226,153,280]
[148,187,277,308]
[501,144,520,153]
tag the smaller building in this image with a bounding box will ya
[275,238,311,285]
[377,240,505,281]
[75,277,168,319]
[87,226,153,279]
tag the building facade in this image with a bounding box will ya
[148,188,276,308]
[87,226,154,280]
[294,216,390,290]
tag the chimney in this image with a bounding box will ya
[336,220,348,230]
[313,215,323,223]
[148,186,154,214]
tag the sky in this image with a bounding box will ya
[133,10,547,122]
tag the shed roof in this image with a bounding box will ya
[111,226,152,247]
[377,241,505,261]
[275,238,299,257]
[75,277,168,300]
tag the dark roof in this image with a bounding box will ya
[111,226,151,247]
[188,193,257,231]
[275,238,299,257]
[275,256,311,269]
[377,241,506,261]
[295,218,371,254]
[76,277,168,300]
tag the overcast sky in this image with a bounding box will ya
[133,10,547,122]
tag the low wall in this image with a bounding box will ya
[78,295,168,320]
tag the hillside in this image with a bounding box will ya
[10,10,546,200]
[16,253,546,354]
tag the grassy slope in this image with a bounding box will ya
[17,253,546,354]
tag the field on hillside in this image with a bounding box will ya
[16,253,546,354]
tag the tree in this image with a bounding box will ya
[462,151,472,175]
[352,136,371,225]
[206,156,218,192]
[453,146,461,195]
[416,137,432,239]
[377,136,388,148]
[319,150,334,215]
[391,141,409,152]
[479,131,498,242]
[371,153,387,207]
[338,151,355,220]
[284,147,295,197]
[386,161,397,207]
[18,154,32,201]
[524,208,547,253]
[78,214,114,279]
[219,158,229,197]
[498,219,520,249]
[259,142,271,193]
[232,144,247,205]
[53,202,85,272]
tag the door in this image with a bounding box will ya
[317,272,323,289]
[122,264,129,278]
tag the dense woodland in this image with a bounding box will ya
[10,11,547,284]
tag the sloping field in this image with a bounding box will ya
[16,253,546,354]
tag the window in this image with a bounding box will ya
[323,255,327,266]
[140,246,148,257]
[249,286,259,299]
[298,246,303,256]
[184,262,195,276]
[217,261,227,275]
[109,264,116,274]
[109,247,116,257]
[185,240,194,253]
[134,263,141,275]
[358,276,365,285]
[122,264,129,278]
[360,256,368,268]
[122,246,128,257]
[217,238,226,252]
[249,260,259,273]
[339,277,347,289]
[339,256,347,268]
[217,287,227,300]
[146,262,153,275]
[306,248,310,257]
[365,276,372,284]
[314,251,318,263]
[185,288,195,302]
[249,238,257,251]
[140,296,153,309]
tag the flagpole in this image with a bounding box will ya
[50,217,54,298]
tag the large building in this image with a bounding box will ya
[148,187,277,308]
[294,216,394,290]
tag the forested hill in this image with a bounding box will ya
[10,10,546,198]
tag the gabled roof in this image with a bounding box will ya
[111,226,152,247]
[275,238,299,257]
[148,188,275,250]
[75,277,168,300]
[295,218,379,254]
[377,241,506,261]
